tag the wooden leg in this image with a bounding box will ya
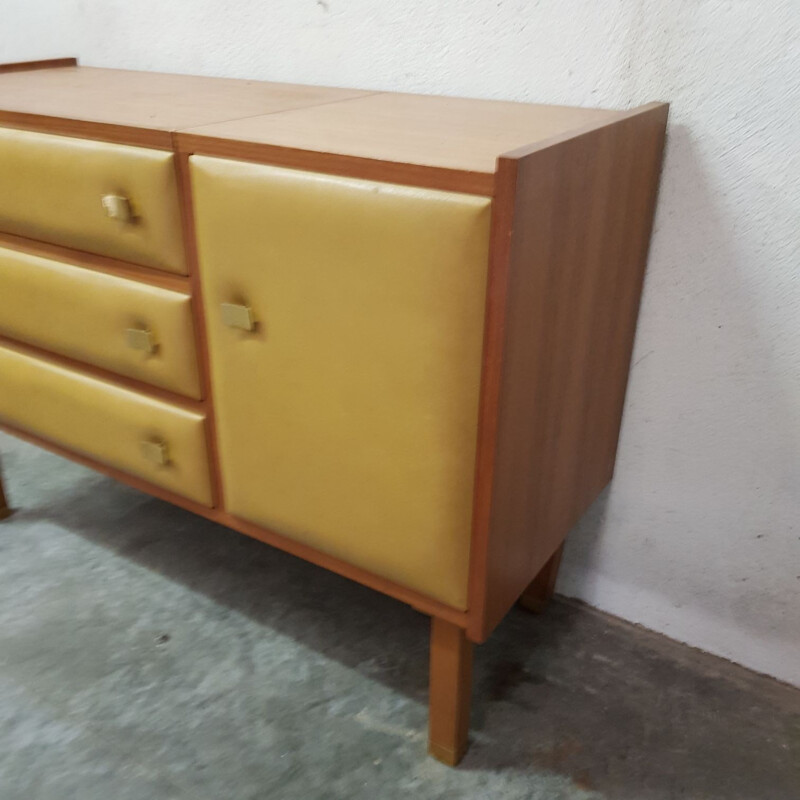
[519,542,564,613]
[0,466,11,521]
[428,617,473,766]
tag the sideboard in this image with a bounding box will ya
[0,58,668,765]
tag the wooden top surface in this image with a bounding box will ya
[181,91,620,176]
[0,64,370,131]
[0,61,624,179]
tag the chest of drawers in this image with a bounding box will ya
[0,57,668,765]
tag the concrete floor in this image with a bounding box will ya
[0,432,798,800]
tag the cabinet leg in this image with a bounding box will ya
[0,467,11,521]
[428,617,473,766]
[519,542,564,613]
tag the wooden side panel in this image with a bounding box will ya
[468,103,669,641]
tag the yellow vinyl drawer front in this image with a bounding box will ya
[0,127,185,274]
[0,345,213,506]
[0,246,201,398]
[191,156,491,609]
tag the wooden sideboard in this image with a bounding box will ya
[0,57,668,765]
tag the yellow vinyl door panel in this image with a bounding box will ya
[0,345,213,506]
[0,246,201,398]
[0,127,185,273]
[191,156,491,609]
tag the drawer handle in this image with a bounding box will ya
[102,194,134,223]
[125,327,157,355]
[140,439,169,466]
[221,302,256,332]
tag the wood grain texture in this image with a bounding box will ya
[467,102,669,642]
[0,64,623,191]
[0,66,370,133]
[0,110,174,149]
[0,232,191,293]
[0,421,468,628]
[0,58,77,74]
[519,542,564,613]
[428,617,473,766]
[180,91,621,178]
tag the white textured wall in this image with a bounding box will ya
[2,1,799,686]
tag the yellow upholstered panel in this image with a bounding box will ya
[0,127,185,274]
[0,247,201,398]
[191,156,491,609]
[0,345,212,506]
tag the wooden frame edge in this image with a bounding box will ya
[176,133,495,196]
[171,145,226,508]
[0,232,191,293]
[0,110,173,149]
[0,335,205,411]
[464,155,518,644]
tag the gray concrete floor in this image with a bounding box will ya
[0,432,798,800]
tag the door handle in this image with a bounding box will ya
[140,438,169,466]
[125,327,157,355]
[221,302,256,332]
[102,194,134,223]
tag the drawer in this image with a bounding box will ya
[192,156,491,608]
[0,247,201,399]
[0,127,185,274]
[0,345,213,506]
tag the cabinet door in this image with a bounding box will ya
[191,157,490,609]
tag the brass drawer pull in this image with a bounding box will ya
[140,438,169,466]
[125,327,157,354]
[101,194,134,223]
[221,302,256,332]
